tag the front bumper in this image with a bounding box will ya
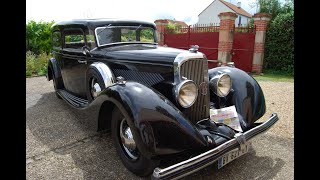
[152,113,279,180]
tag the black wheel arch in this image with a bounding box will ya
[47,58,64,90]
[97,100,116,131]
[47,58,62,81]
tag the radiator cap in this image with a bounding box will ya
[189,45,199,53]
[227,62,235,67]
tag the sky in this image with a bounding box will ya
[26,0,258,25]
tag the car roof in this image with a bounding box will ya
[51,18,156,31]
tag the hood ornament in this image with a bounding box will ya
[116,76,126,85]
[189,45,199,53]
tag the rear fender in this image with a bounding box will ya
[47,58,62,81]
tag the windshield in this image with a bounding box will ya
[95,25,156,46]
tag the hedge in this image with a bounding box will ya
[264,11,294,75]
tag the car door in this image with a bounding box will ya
[61,28,88,98]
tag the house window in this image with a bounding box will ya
[238,16,242,26]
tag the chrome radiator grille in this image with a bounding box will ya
[180,59,210,123]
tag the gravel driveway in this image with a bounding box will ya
[26,76,293,180]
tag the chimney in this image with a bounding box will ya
[237,2,241,8]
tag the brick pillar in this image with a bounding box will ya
[252,13,271,74]
[154,20,168,46]
[218,12,237,65]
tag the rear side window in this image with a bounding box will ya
[63,29,85,49]
[52,31,61,48]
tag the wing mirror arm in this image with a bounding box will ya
[82,46,92,57]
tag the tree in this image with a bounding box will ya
[249,0,293,20]
[26,20,55,55]
[166,21,182,34]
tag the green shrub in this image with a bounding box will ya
[36,52,49,75]
[264,11,294,75]
[26,51,49,77]
[26,51,36,76]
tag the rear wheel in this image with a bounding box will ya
[111,108,159,176]
[86,68,106,102]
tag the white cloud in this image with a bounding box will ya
[26,0,256,24]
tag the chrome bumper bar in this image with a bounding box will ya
[152,113,279,180]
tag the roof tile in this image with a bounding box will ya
[220,0,252,17]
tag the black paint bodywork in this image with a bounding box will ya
[47,19,267,158]
[208,67,266,131]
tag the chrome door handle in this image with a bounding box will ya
[78,60,87,64]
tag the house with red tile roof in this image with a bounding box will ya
[197,0,252,26]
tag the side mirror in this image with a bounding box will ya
[82,46,91,57]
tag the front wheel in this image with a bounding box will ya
[111,108,159,177]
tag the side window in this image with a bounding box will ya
[52,31,61,48]
[63,29,85,49]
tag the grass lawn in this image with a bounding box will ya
[252,71,294,82]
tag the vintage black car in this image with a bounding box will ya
[47,19,278,179]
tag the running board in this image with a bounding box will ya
[57,89,89,108]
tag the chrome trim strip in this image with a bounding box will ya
[173,51,204,108]
[152,113,279,180]
[173,51,205,85]
[89,62,115,88]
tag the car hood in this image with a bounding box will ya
[93,44,187,65]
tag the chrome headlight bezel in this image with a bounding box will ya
[210,73,232,97]
[175,80,198,108]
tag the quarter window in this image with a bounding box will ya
[52,31,61,48]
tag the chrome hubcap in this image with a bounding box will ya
[91,78,101,98]
[120,118,139,160]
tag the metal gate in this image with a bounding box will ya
[231,27,255,72]
[163,24,256,72]
[163,25,219,69]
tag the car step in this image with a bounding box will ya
[57,89,88,108]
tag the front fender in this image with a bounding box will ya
[208,67,266,129]
[94,82,208,157]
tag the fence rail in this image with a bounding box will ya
[165,23,255,34]
[234,24,256,33]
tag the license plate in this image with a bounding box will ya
[217,144,250,169]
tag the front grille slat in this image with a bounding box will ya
[180,59,210,123]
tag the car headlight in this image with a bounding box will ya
[176,80,198,108]
[210,73,232,97]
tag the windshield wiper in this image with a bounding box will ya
[135,25,142,31]
[97,24,112,36]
